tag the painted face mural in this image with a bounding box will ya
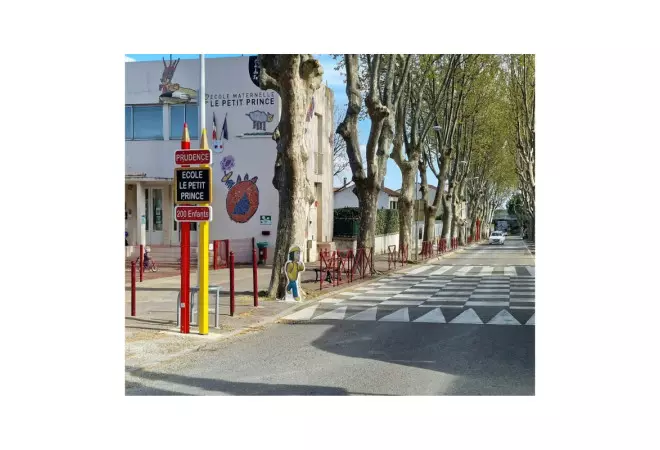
[226,174,260,223]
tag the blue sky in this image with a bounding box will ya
[126,54,433,190]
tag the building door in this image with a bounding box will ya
[145,188,164,245]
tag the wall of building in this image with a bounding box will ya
[334,188,390,210]
[125,57,333,262]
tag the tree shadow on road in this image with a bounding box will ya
[298,321,535,395]
[125,367,357,396]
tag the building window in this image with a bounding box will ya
[126,105,163,140]
[170,104,199,140]
[390,200,398,210]
[125,106,133,139]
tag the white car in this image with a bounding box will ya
[489,231,506,245]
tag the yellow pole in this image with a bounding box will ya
[198,128,210,335]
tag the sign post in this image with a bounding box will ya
[197,129,212,335]
[179,123,191,334]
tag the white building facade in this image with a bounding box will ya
[125,56,334,263]
[333,182,399,210]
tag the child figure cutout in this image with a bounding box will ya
[284,245,305,302]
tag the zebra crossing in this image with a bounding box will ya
[282,264,536,327]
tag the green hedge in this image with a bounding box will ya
[333,207,399,237]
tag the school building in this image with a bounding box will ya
[125,55,335,263]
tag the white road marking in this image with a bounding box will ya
[504,266,517,276]
[381,300,425,306]
[430,266,453,276]
[379,308,410,322]
[346,307,378,321]
[450,308,483,324]
[465,301,509,307]
[413,308,446,323]
[480,266,494,276]
[526,314,535,325]
[455,266,474,275]
[282,305,318,321]
[313,306,348,320]
[488,310,521,325]
[406,265,434,275]
[526,266,535,276]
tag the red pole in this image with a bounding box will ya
[252,248,258,307]
[320,250,323,291]
[139,244,144,282]
[180,123,191,334]
[229,251,235,316]
[131,261,136,317]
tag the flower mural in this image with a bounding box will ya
[220,155,260,223]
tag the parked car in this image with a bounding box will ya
[489,231,506,245]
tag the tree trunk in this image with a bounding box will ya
[441,193,452,241]
[259,55,322,299]
[355,181,378,250]
[397,164,415,254]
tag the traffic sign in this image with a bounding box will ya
[175,149,212,165]
[175,206,213,222]
[175,167,212,204]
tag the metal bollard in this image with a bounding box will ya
[252,248,258,307]
[229,252,235,316]
[131,261,136,316]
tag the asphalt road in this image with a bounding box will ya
[126,236,535,395]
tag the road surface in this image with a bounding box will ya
[126,236,535,395]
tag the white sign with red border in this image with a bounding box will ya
[175,206,213,222]
[175,149,212,165]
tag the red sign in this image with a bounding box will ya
[175,149,212,165]
[175,206,213,222]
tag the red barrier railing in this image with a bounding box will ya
[319,250,336,290]
[387,245,397,270]
[399,244,409,265]
[131,261,136,316]
[352,247,374,281]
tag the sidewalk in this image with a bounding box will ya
[125,241,480,371]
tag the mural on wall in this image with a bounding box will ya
[284,245,305,302]
[158,55,197,104]
[246,110,274,131]
[220,155,260,223]
[248,56,261,88]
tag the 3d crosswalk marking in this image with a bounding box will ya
[488,309,521,325]
[282,305,318,321]
[456,266,474,275]
[413,308,446,323]
[430,266,453,276]
[379,308,410,322]
[480,266,494,276]
[346,307,378,321]
[449,308,483,324]
[313,306,348,320]
[407,265,433,275]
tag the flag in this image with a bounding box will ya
[221,114,229,140]
[212,112,223,153]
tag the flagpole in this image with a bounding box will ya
[197,53,210,335]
